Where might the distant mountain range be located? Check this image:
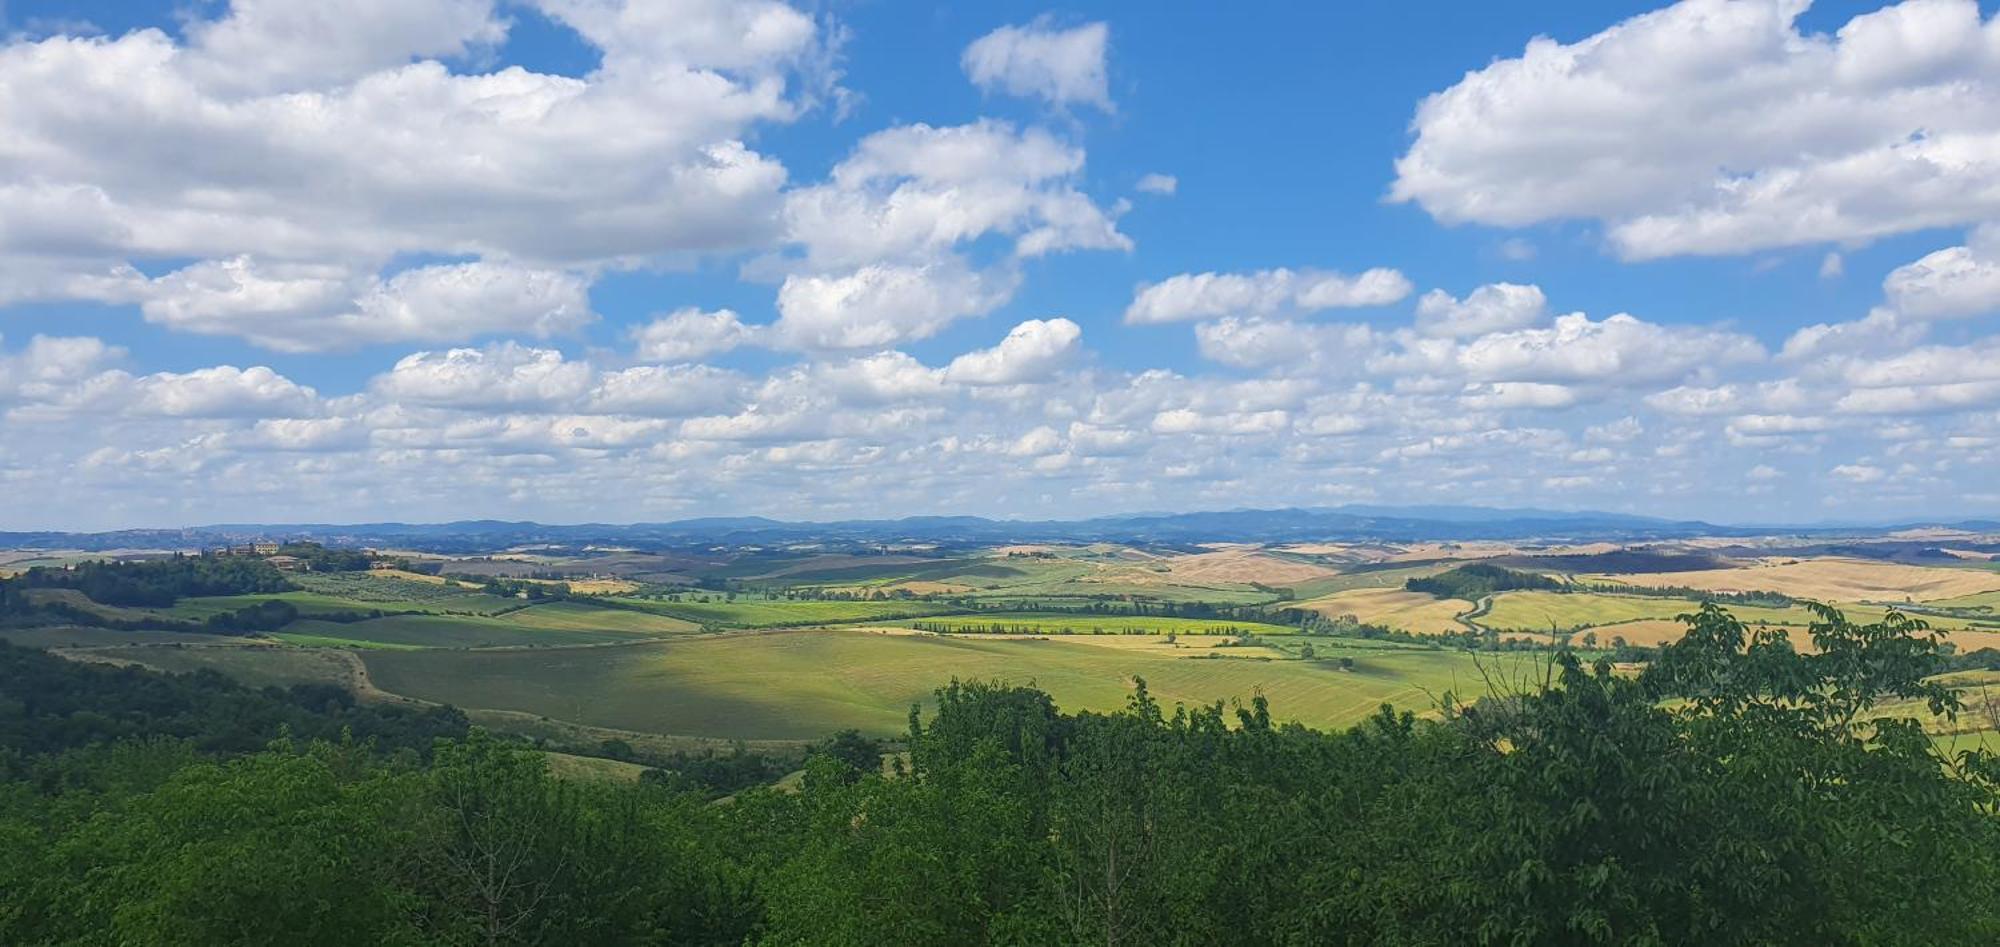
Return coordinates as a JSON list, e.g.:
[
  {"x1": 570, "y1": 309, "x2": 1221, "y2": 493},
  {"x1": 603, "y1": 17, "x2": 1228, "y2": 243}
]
[{"x1": 5, "y1": 506, "x2": 1995, "y2": 554}]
